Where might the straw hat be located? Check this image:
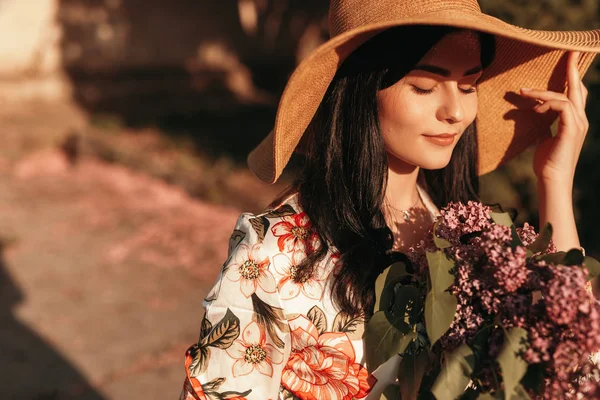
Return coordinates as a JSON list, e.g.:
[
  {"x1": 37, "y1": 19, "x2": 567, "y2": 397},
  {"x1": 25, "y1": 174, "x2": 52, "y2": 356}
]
[{"x1": 248, "y1": 0, "x2": 600, "y2": 184}]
